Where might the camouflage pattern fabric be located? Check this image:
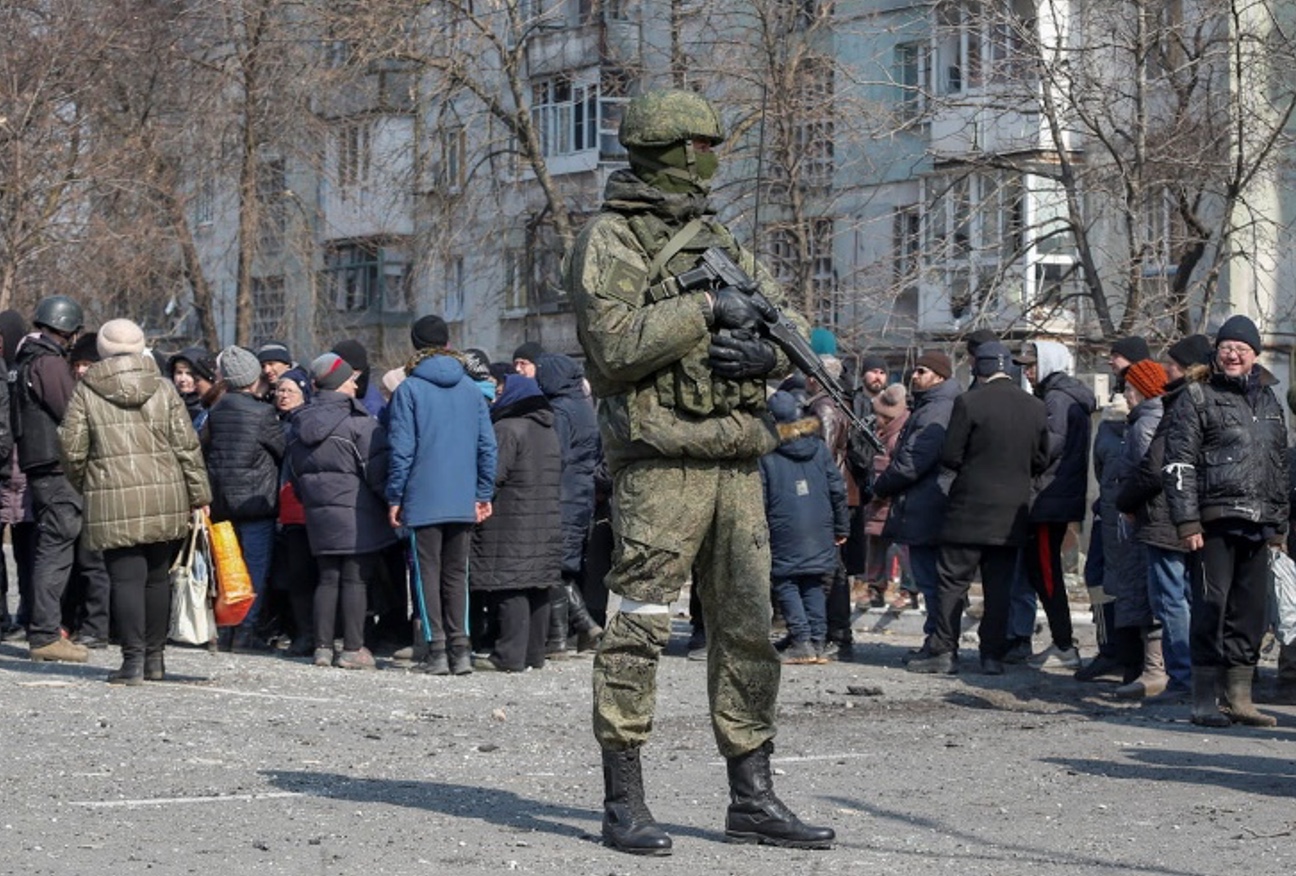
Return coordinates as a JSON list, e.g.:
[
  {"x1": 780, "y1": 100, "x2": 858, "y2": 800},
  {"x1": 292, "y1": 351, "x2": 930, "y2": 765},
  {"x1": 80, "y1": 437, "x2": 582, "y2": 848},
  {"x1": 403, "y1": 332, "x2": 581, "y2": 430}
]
[
  {"x1": 618, "y1": 89, "x2": 726, "y2": 147},
  {"x1": 591, "y1": 457, "x2": 779, "y2": 758}
]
